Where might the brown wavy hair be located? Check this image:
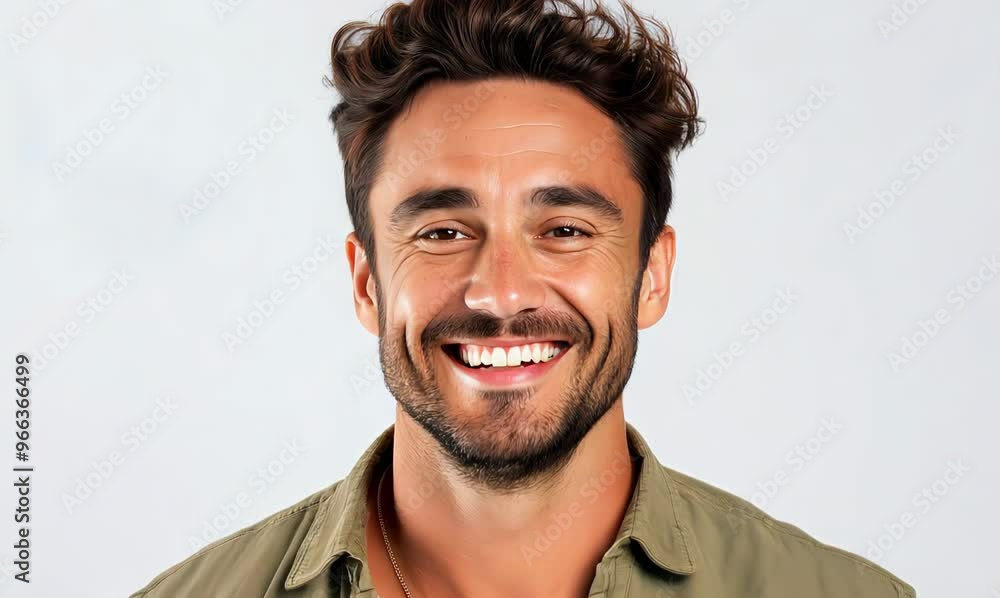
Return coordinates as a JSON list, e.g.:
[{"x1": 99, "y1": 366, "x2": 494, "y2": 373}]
[{"x1": 327, "y1": 0, "x2": 702, "y2": 272}]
